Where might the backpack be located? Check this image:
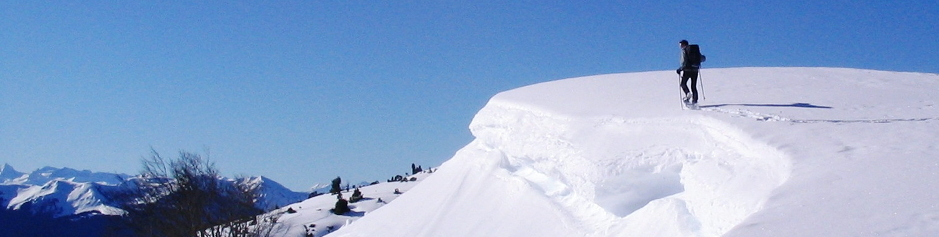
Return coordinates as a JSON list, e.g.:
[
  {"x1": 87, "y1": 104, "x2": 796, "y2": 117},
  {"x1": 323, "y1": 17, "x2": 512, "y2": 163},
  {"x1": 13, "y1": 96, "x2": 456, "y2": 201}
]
[{"x1": 685, "y1": 44, "x2": 706, "y2": 67}]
